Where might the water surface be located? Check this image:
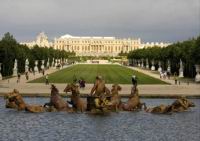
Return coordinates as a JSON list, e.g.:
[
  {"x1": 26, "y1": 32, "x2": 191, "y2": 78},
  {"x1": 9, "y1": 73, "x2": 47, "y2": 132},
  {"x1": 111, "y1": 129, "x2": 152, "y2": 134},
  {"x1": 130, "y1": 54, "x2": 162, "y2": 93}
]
[{"x1": 0, "y1": 98, "x2": 199, "y2": 141}]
